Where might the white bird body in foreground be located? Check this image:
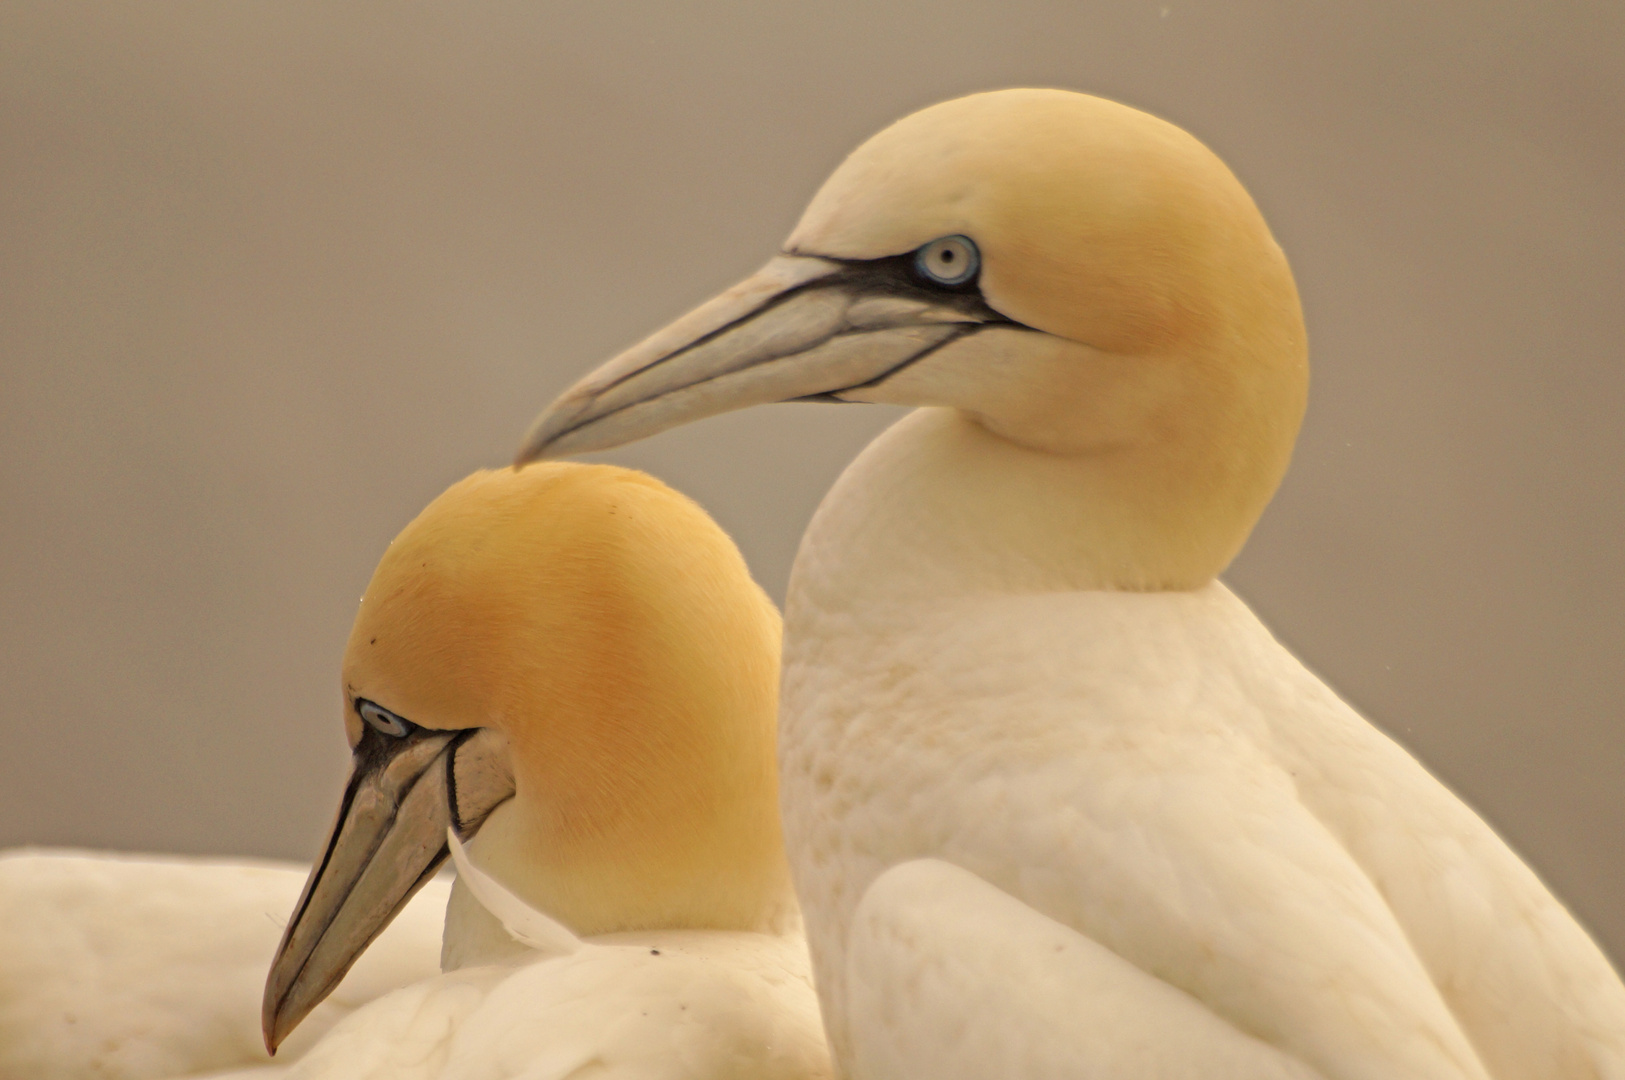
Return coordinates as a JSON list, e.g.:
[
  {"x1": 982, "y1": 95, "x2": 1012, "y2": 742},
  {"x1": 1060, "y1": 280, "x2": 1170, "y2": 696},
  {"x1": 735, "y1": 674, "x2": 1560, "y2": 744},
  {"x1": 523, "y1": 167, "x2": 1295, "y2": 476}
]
[
  {"x1": 244, "y1": 836, "x2": 824, "y2": 1080},
  {"x1": 518, "y1": 89, "x2": 1625, "y2": 1077},
  {"x1": 0, "y1": 849, "x2": 447, "y2": 1080},
  {"x1": 262, "y1": 930, "x2": 820, "y2": 1080}
]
